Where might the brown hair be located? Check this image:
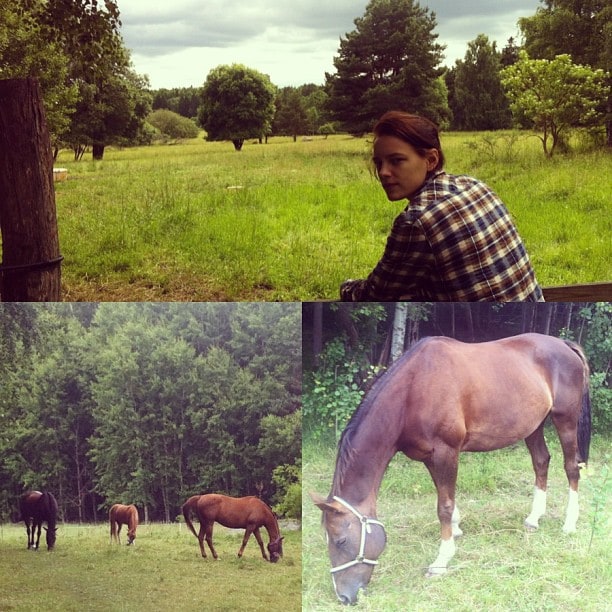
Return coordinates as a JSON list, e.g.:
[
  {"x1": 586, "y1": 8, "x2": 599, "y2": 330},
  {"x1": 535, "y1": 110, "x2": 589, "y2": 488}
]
[{"x1": 373, "y1": 111, "x2": 445, "y2": 171}]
